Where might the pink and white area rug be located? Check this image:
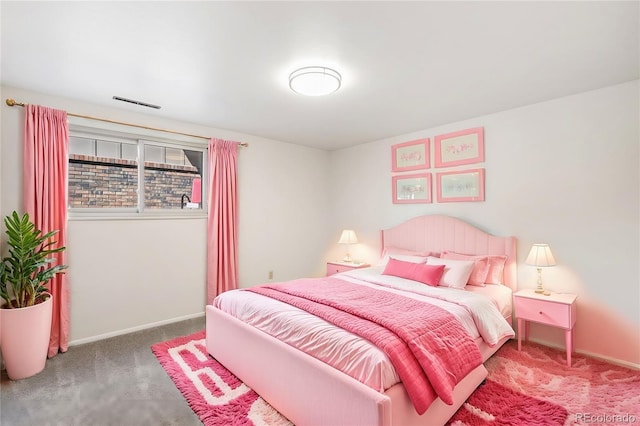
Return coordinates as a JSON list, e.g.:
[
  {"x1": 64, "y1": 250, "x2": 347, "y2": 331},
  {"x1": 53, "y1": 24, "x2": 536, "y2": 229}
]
[
  {"x1": 152, "y1": 331, "x2": 639, "y2": 426},
  {"x1": 151, "y1": 330, "x2": 292, "y2": 426}
]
